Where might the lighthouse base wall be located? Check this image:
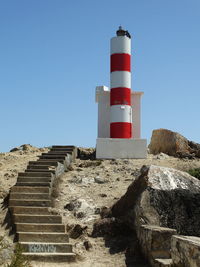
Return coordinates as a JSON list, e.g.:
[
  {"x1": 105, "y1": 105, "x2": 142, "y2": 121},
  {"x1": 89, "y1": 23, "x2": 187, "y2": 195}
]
[{"x1": 96, "y1": 138, "x2": 147, "y2": 159}]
